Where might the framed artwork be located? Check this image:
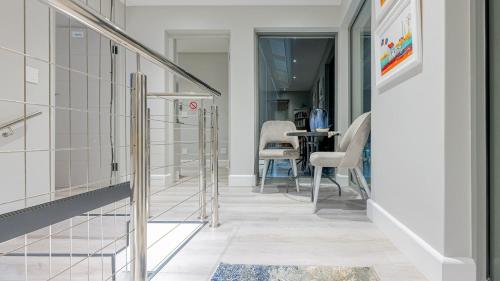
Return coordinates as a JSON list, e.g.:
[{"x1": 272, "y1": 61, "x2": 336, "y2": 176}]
[
  {"x1": 375, "y1": 0, "x2": 422, "y2": 92},
  {"x1": 375, "y1": 0, "x2": 396, "y2": 24}
]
